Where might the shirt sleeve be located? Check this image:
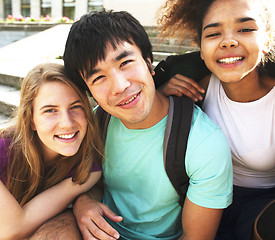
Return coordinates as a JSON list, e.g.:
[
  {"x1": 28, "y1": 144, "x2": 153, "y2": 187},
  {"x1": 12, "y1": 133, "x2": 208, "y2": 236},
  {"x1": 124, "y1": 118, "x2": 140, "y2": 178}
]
[{"x1": 186, "y1": 108, "x2": 233, "y2": 209}]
